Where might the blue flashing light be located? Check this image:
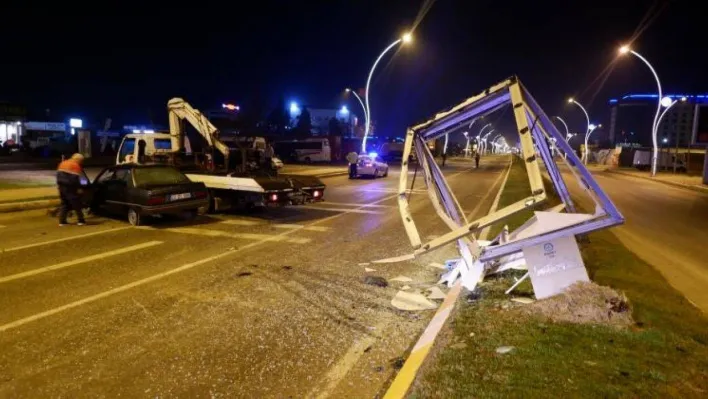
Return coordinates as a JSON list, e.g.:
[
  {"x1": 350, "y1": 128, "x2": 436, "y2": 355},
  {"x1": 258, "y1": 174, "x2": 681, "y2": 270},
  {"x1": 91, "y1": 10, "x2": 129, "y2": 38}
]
[
  {"x1": 340, "y1": 105, "x2": 349, "y2": 114},
  {"x1": 368, "y1": 152, "x2": 378, "y2": 158},
  {"x1": 289, "y1": 102, "x2": 300, "y2": 114},
  {"x1": 609, "y1": 99, "x2": 618, "y2": 104}
]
